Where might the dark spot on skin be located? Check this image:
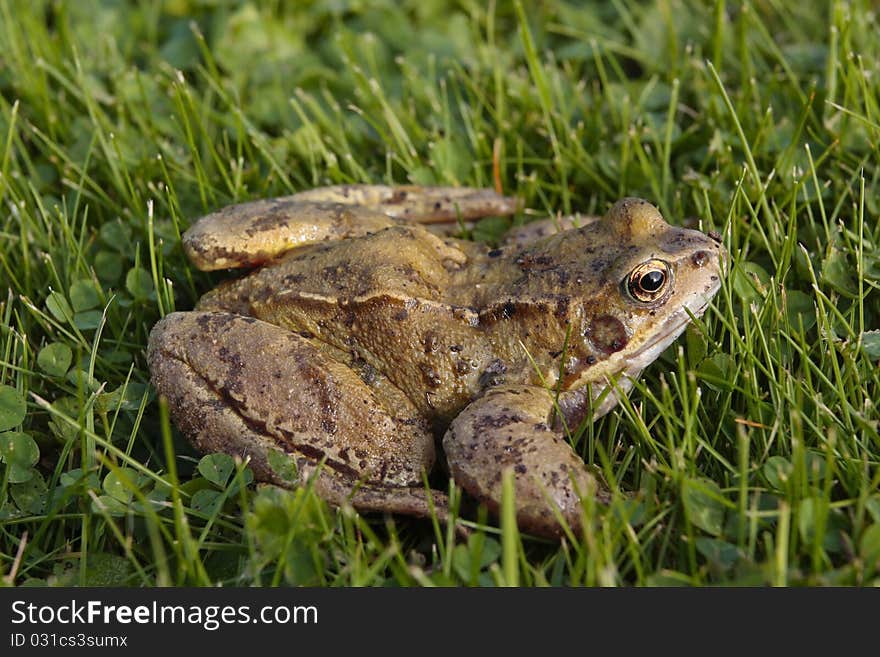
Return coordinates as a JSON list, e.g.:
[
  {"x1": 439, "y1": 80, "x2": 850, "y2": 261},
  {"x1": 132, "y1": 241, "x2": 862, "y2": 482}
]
[
  {"x1": 487, "y1": 249, "x2": 503, "y2": 258},
  {"x1": 282, "y1": 273, "x2": 306, "y2": 286},
  {"x1": 291, "y1": 358, "x2": 339, "y2": 435},
  {"x1": 341, "y1": 308, "x2": 357, "y2": 328},
  {"x1": 451, "y1": 306, "x2": 479, "y2": 326},
  {"x1": 554, "y1": 297, "x2": 569, "y2": 318},
  {"x1": 708, "y1": 230, "x2": 722, "y2": 243},
  {"x1": 473, "y1": 411, "x2": 525, "y2": 431},
  {"x1": 420, "y1": 364, "x2": 442, "y2": 388},
  {"x1": 516, "y1": 254, "x2": 554, "y2": 271},
  {"x1": 397, "y1": 263, "x2": 419, "y2": 281},
  {"x1": 501, "y1": 301, "x2": 516, "y2": 319},
  {"x1": 587, "y1": 314, "x2": 628, "y2": 354},
  {"x1": 590, "y1": 257, "x2": 611, "y2": 273},
  {"x1": 389, "y1": 189, "x2": 408, "y2": 203},
  {"x1": 201, "y1": 373, "x2": 359, "y2": 480},
  {"x1": 691, "y1": 250, "x2": 709, "y2": 268},
  {"x1": 378, "y1": 462, "x2": 390, "y2": 481},
  {"x1": 195, "y1": 312, "x2": 239, "y2": 332},
  {"x1": 291, "y1": 443, "x2": 358, "y2": 480},
  {"x1": 449, "y1": 344, "x2": 462, "y2": 352},
  {"x1": 424, "y1": 333, "x2": 439, "y2": 353},
  {"x1": 661, "y1": 231, "x2": 703, "y2": 254},
  {"x1": 455, "y1": 360, "x2": 470, "y2": 376},
  {"x1": 393, "y1": 308, "x2": 409, "y2": 321},
  {"x1": 322, "y1": 263, "x2": 353, "y2": 283},
  {"x1": 354, "y1": 360, "x2": 377, "y2": 386},
  {"x1": 479, "y1": 359, "x2": 507, "y2": 388}
]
